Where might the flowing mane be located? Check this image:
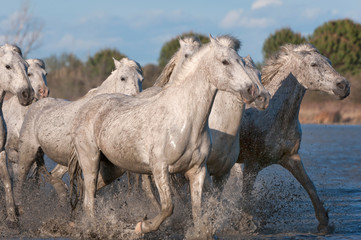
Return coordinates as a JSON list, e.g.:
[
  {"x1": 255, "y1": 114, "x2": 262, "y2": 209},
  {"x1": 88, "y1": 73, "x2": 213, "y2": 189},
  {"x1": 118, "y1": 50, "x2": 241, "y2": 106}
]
[
  {"x1": 262, "y1": 43, "x2": 318, "y2": 85},
  {"x1": 216, "y1": 35, "x2": 241, "y2": 52},
  {"x1": 154, "y1": 36, "x2": 201, "y2": 87}
]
